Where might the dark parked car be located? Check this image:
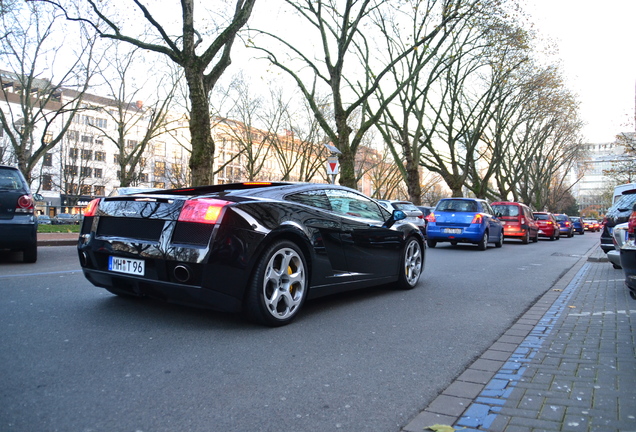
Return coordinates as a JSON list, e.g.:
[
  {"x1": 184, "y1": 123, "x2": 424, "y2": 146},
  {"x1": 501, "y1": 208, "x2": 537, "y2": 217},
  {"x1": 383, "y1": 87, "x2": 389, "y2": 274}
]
[
  {"x1": 601, "y1": 192, "x2": 636, "y2": 253},
  {"x1": 570, "y1": 216, "x2": 584, "y2": 235},
  {"x1": 554, "y1": 214, "x2": 574, "y2": 238},
  {"x1": 491, "y1": 201, "x2": 539, "y2": 244},
  {"x1": 77, "y1": 182, "x2": 425, "y2": 326},
  {"x1": 619, "y1": 203, "x2": 636, "y2": 300},
  {"x1": 533, "y1": 212, "x2": 560, "y2": 241},
  {"x1": 0, "y1": 165, "x2": 38, "y2": 262},
  {"x1": 425, "y1": 198, "x2": 504, "y2": 250}
]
